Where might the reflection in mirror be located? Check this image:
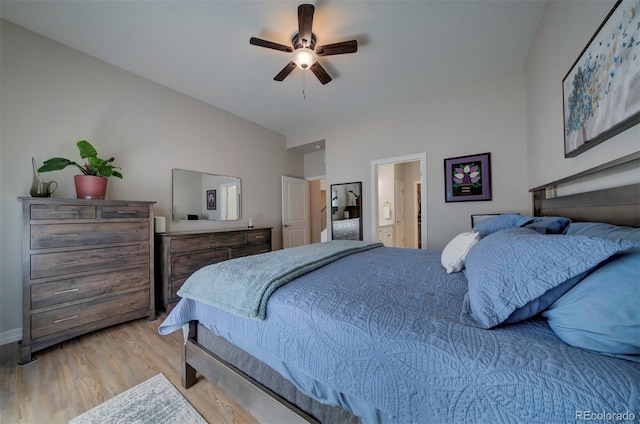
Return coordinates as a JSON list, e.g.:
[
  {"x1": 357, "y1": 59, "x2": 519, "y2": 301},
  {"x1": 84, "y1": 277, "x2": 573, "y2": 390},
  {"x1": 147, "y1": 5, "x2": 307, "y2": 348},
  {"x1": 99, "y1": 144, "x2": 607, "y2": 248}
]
[
  {"x1": 172, "y1": 169, "x2": 241, "y2": 222},
  {"x1": 330, "y1": 182, "x2": 362, "y2": 240}
]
